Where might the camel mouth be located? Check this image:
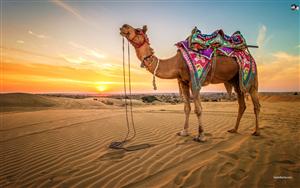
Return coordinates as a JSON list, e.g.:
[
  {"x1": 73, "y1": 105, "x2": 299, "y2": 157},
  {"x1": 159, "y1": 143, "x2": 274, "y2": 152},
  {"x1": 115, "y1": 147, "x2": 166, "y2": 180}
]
[
  {"x1": 120, "y1": 31, "x2": 128, "y2": 37},
  {"x1": 119, "y1": 28, "x2": 129, "y2": 37}
]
